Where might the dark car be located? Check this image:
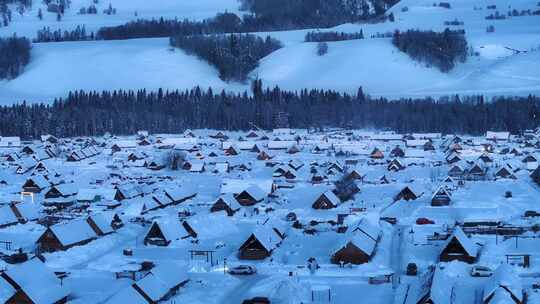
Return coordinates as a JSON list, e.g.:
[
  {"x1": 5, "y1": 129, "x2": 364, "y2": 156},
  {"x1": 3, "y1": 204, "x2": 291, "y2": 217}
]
[
  {"x1": 406, "y1": 263, "x2": 418, "y2": 276},
  {"x1": 416, "y1": 218, "x2": 435, "y2": 225}
]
